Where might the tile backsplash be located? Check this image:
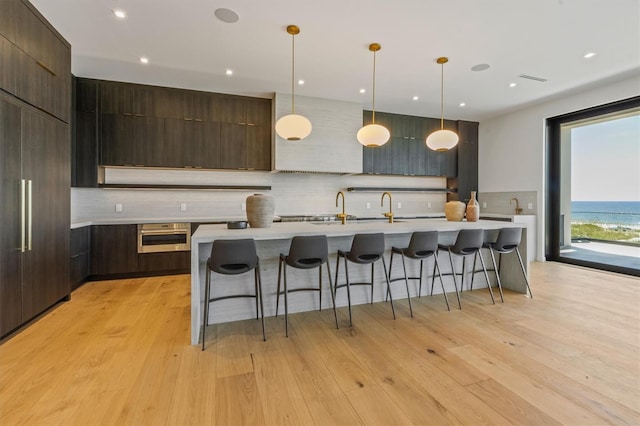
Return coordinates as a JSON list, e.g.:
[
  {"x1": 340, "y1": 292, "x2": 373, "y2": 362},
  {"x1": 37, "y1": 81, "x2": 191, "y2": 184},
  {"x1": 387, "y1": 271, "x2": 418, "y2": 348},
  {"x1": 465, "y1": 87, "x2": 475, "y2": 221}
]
[
  {"x1": 72, "y1": 168, "x2": 448, "y2": 223},
  {"x1": 477, "y1": 191, "x2": 537, "y2": 215}
]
